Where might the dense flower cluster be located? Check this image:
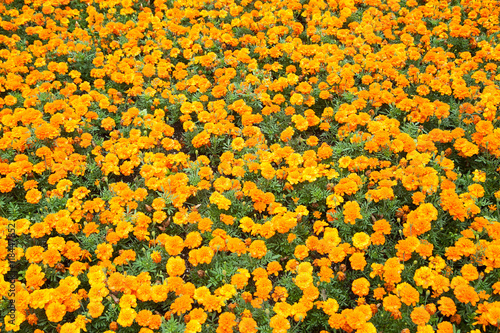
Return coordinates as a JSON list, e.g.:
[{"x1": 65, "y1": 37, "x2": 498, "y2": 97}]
[{"x1": 1, "y1": 0, "x2": 500, "y2": 332}]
